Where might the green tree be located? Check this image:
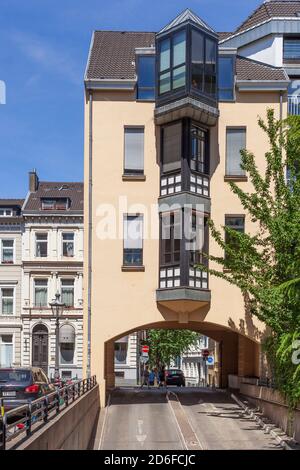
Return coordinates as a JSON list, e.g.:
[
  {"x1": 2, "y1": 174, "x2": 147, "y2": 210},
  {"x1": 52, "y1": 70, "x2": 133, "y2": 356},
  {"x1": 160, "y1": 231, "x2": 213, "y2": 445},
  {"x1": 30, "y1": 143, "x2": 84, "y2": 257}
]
[
  {"x1": 199, "y1": 109, "x2": 300, "y2": 406},
  {"x1": 147, "y1": 329, "x2": 199, "y2": 368}
]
